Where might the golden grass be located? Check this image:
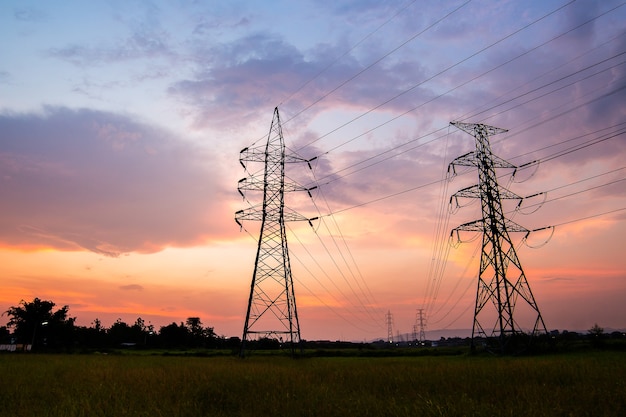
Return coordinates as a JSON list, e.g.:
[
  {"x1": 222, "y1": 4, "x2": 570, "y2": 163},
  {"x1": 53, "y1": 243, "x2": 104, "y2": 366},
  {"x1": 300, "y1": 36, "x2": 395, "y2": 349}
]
[{"x1": 0, "y1": 351, "x2": 623, "y2": 416}]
